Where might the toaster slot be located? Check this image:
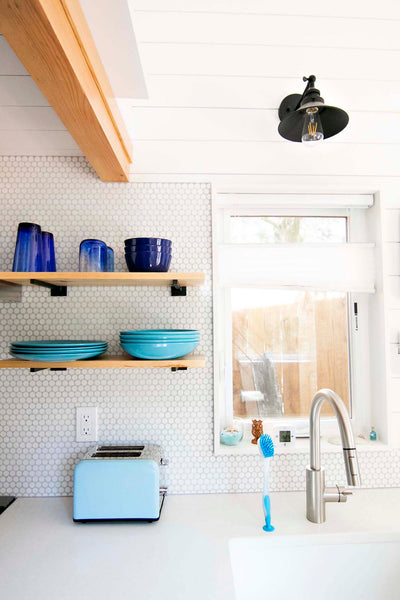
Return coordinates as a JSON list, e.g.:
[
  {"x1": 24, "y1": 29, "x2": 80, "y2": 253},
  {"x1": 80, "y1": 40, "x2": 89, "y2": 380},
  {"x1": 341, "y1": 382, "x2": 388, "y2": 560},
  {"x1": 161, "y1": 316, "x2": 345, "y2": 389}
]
[
  {"x1": 97, "y1": 445, "x2": 145, "y2": 451},
  {"x1": 91, "y1": 451, "x2": 142, "y2": 458}
]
